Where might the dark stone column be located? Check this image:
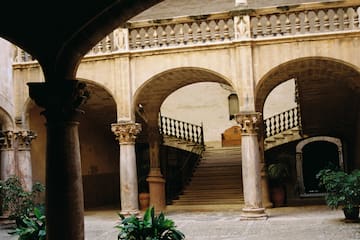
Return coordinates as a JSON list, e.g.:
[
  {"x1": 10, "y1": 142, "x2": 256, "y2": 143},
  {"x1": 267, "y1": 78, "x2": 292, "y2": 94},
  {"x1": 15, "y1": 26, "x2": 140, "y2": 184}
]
[
  {"x1": 147, "y1": 124, "x2": 166, "y2": 212},
  {"x1": 27, "y1": 80, "x2": 89, "y2": 240}
]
